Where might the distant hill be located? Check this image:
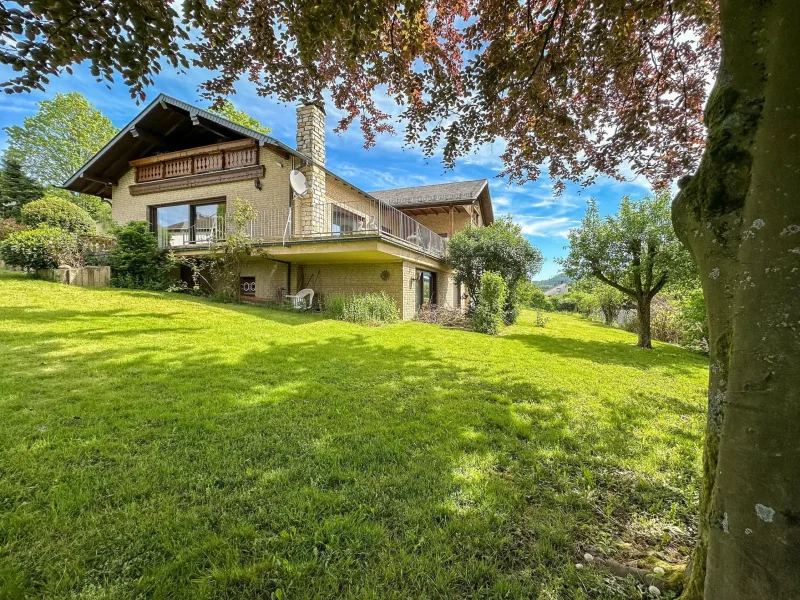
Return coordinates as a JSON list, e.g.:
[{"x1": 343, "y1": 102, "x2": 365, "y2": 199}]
[{"x1": 533, "y1": 273, "x2": 573, "y2": 291}]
